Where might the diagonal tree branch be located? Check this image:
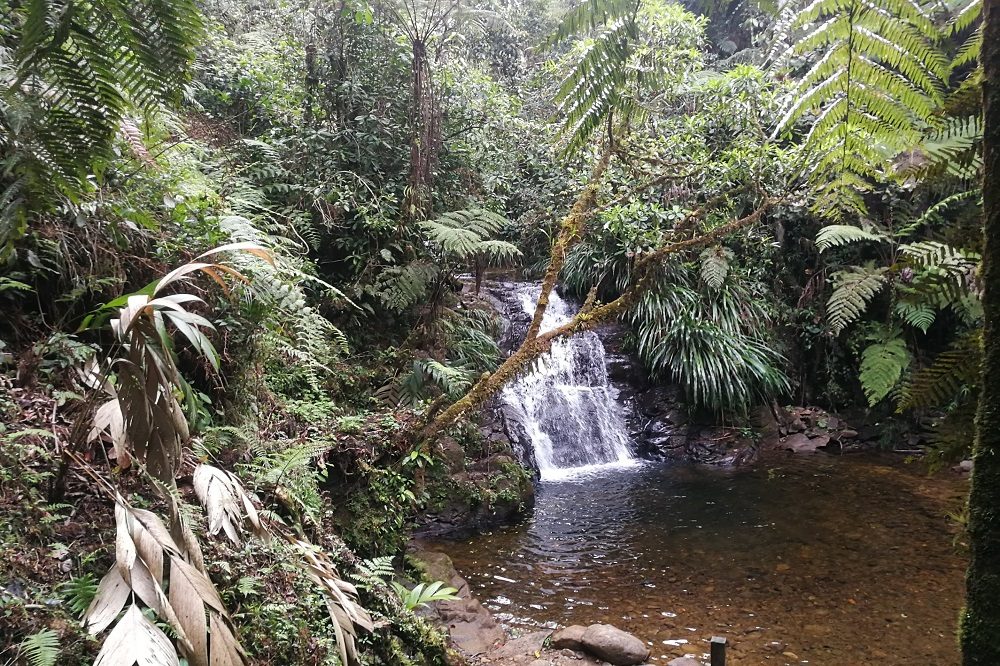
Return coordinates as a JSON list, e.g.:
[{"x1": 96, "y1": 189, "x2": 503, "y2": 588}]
[{"x1": 524, "y1": 141, "x2": 615, "y2": 341}]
